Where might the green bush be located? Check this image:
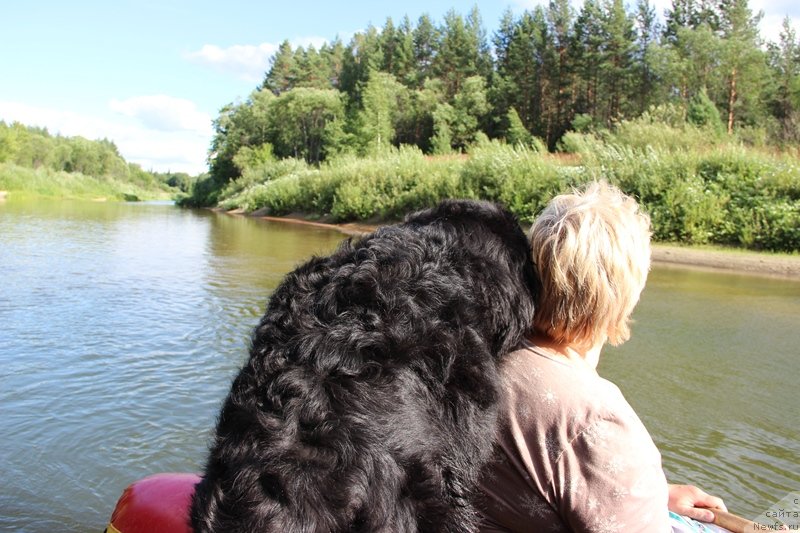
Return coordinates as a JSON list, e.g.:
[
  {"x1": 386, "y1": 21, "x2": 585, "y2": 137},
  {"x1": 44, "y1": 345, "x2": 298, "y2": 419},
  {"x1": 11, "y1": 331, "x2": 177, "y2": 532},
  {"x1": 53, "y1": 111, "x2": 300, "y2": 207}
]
[
  {"x1": 461, "y1": 142, "x2": 579, "y2": 221},
  {"x1": 220, "y1": 158, "x2": 309, "y2": 201},
  {"x1": 687, "y1": 89, "x2": 724, "y2": 134},
  {"x1": 177, "y1": 174, "x2": 223, "y2": 207},
  {"x1": 578, "y1": 134, "x2": 800, "y2": 251},
  {"x1": 197, "y1": 121, "x2": 800, "y2": 252}
]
